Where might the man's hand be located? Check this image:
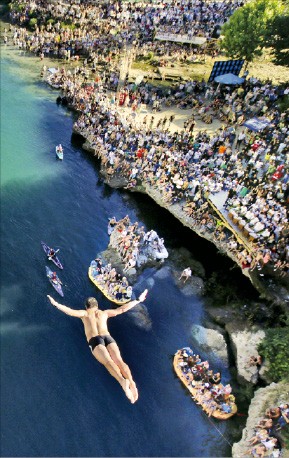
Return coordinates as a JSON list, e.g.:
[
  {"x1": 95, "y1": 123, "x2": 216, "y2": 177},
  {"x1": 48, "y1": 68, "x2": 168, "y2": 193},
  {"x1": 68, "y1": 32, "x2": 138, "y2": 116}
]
[
  {"x1": 47, "y1": 295, "x2": 58, "y2": 307},
  {"x1": 138, "y1": 289, "x2": 148, "y2": 302}
]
